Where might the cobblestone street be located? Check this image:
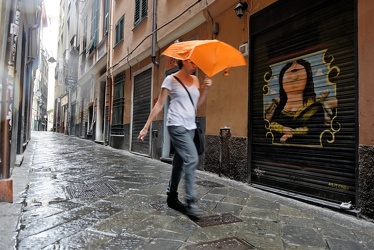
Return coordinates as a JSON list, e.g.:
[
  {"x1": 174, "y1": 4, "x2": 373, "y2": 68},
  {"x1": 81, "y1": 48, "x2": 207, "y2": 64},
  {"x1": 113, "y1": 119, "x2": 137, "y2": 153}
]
[{"x1": 1, "y1": 132, "x2": 374, "y2": 249}]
